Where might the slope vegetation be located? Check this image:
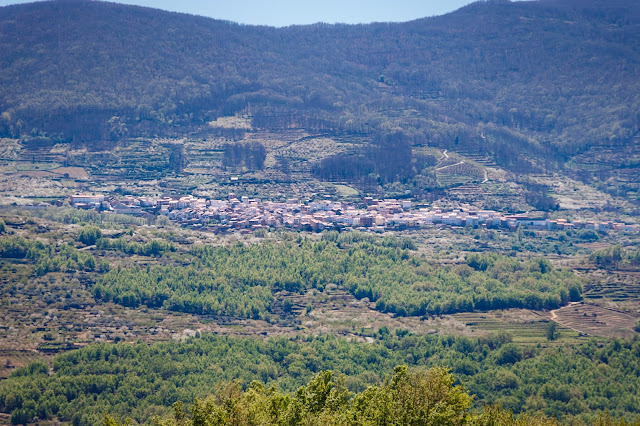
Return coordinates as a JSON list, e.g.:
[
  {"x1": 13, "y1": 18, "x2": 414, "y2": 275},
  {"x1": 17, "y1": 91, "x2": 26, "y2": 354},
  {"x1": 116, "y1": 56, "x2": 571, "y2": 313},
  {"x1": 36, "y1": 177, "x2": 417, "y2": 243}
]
[{"x1": 0, "y1": 0, "x2": 639, "y2": 174}]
